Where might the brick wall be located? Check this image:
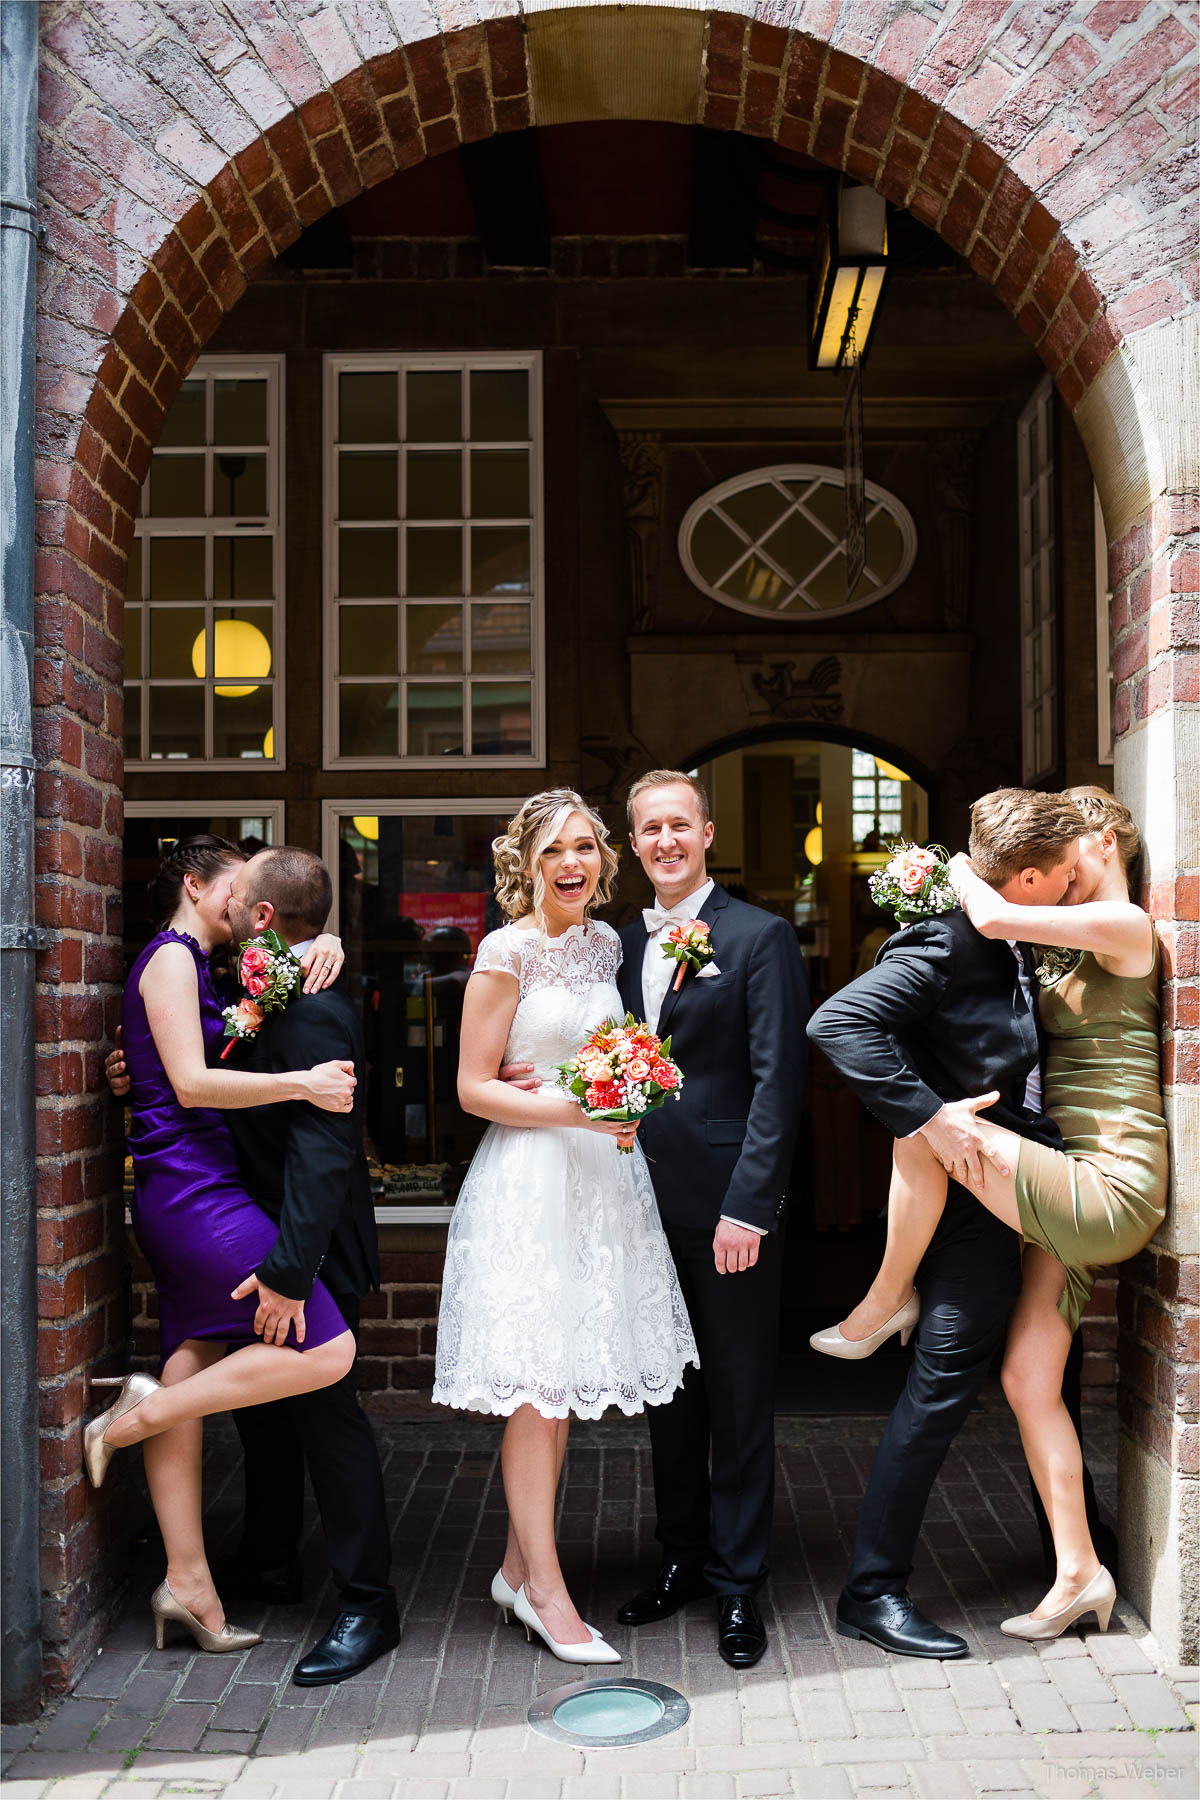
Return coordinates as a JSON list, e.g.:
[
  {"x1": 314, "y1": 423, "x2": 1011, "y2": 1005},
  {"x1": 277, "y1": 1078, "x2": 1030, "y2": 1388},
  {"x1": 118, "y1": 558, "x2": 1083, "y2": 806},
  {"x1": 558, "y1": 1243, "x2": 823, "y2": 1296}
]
[{"x1": 30, "y1": 0, "x2": 1197, "y2": 1689}]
